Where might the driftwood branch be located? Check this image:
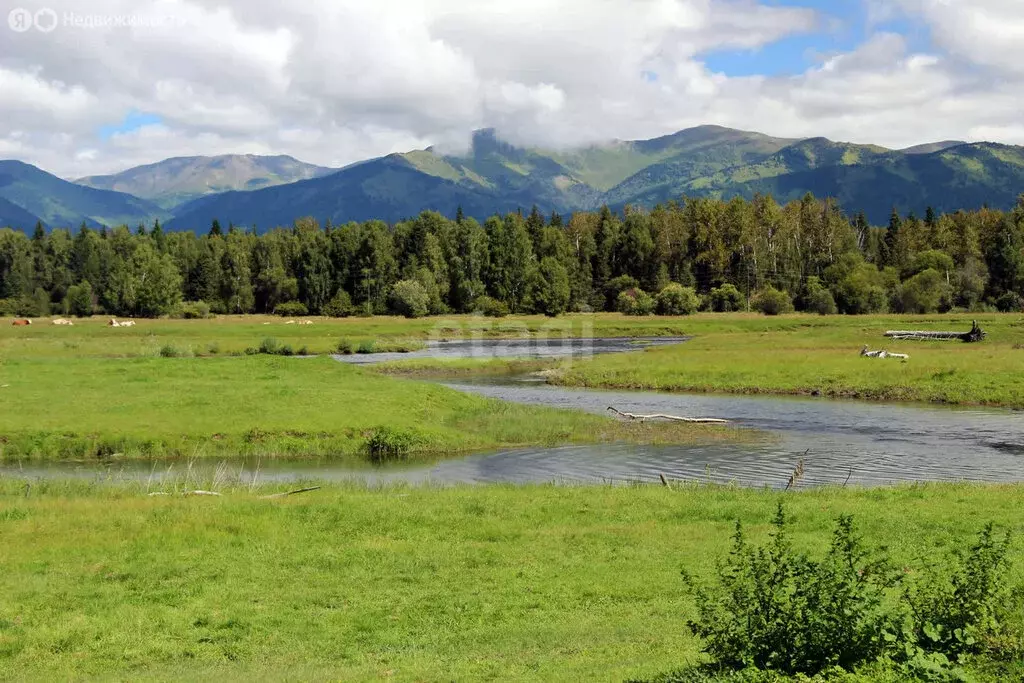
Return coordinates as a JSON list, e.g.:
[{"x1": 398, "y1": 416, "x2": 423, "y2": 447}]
[
  {"x1": 860, "y1": 345, "x2": 909, "y2": 359},
  {"x1": 260, "y1": 486, "x2": 322, "y2": 499},
  {"x1": 607, "y1": 406, "x2": 729, "y2": 424}
]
